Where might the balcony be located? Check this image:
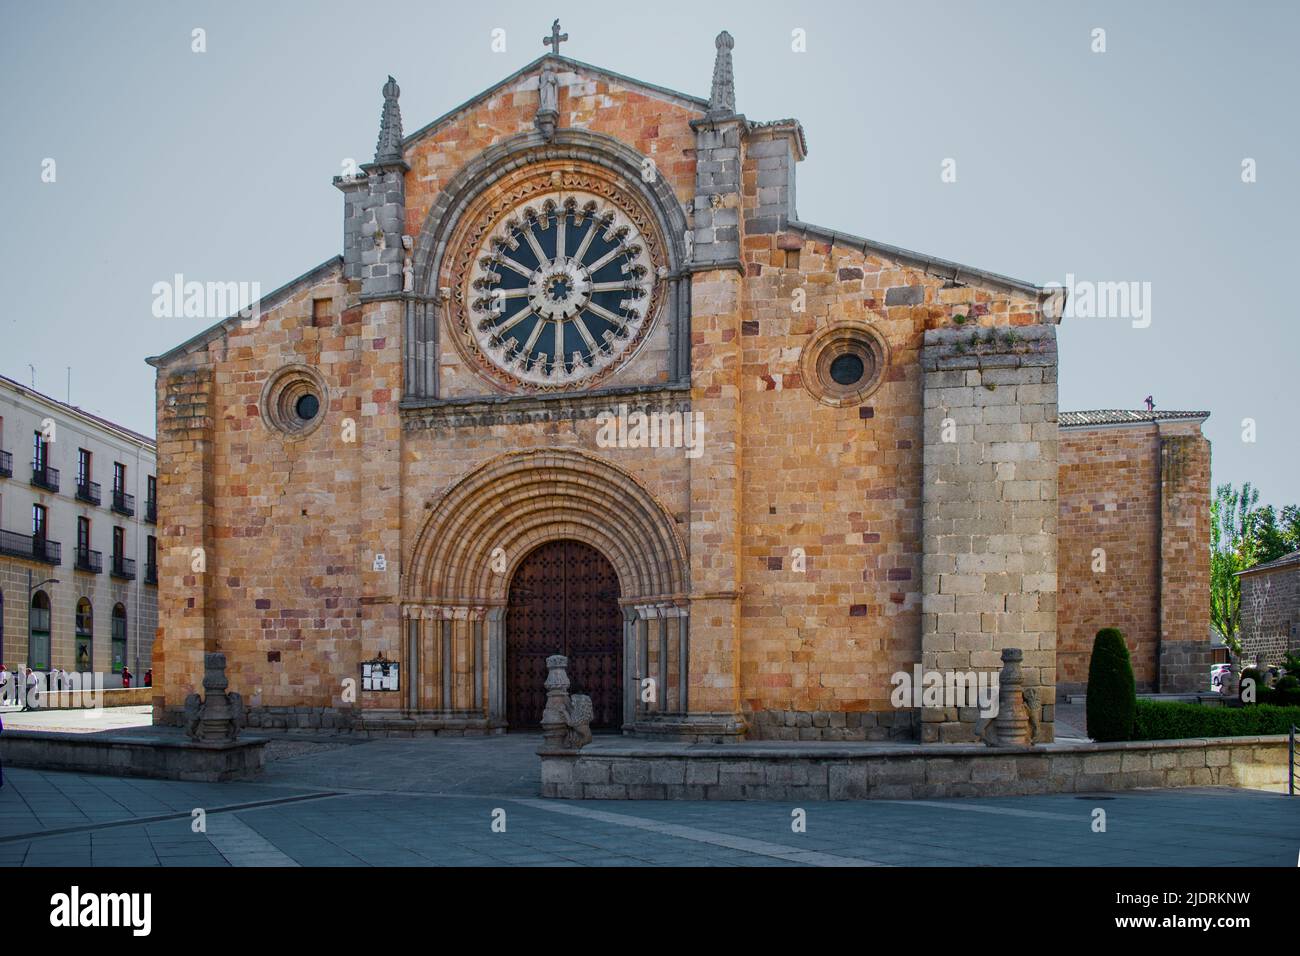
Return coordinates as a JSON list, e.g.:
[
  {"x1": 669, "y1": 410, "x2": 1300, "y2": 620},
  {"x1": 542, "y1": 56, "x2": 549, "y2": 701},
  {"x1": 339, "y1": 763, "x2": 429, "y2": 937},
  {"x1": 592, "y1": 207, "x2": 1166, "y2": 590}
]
[
  {"x1": 75, "y1": 546, "x2": 103, "y2": 574},
  {"x1": 111, "y1": 554, "x2": 136, "y2": 580},
  {"x1": 31, "y1": 462, "x2": 59, "y2": 493},
  {"x1": 112, "y1": 489, "x2": 135, "y2": 517},
  {"x1": 145, "y1": 562, "x2": 158, "y2": 585},
  {"x1": 0, "y1": 449, "x2": 11, "y2": 478},
  {"x1": 145, "y1": 497, "x2": 157, "y2": 524},
  {"x1": 76, "y1": 479, "x2": 102, "y2": 506},
  {"x1": 0, "y1": 529, "x2": 61, "y2": 565}
]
